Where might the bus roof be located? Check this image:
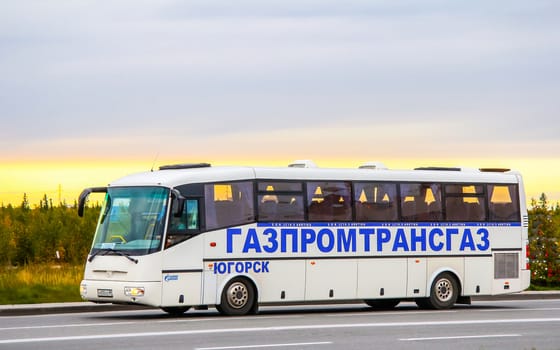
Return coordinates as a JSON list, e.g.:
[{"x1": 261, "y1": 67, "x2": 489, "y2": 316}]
[{"x1": 108, "y1": 162, "x2": 523, "y2": 188}]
